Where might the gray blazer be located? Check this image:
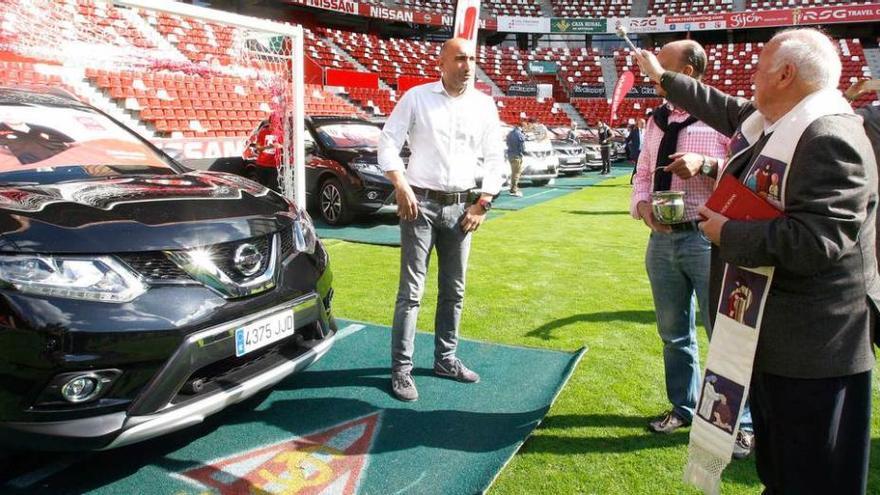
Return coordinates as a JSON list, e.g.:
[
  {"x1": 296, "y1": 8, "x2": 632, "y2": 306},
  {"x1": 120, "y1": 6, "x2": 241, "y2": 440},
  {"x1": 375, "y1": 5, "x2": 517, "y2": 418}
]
[{"x1": 663, "y1": 73, "x2": 878, "y2": 378}]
